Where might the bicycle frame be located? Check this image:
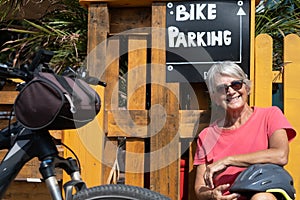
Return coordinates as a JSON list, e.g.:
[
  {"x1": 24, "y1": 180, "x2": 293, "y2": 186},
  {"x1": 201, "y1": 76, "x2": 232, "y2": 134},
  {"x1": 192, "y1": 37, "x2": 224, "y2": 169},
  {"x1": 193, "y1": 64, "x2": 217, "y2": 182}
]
[{"x1": 0, "y1": 122, "x2": 87, "y2": 200}]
